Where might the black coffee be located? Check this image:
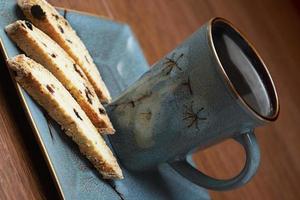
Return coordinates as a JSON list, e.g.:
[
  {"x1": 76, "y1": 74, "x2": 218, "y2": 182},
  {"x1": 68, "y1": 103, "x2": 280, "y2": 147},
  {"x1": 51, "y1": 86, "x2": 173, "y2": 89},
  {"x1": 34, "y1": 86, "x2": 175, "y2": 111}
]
[{"x1": 212, "y1": 21, "x2": 273, "y2": 117}]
